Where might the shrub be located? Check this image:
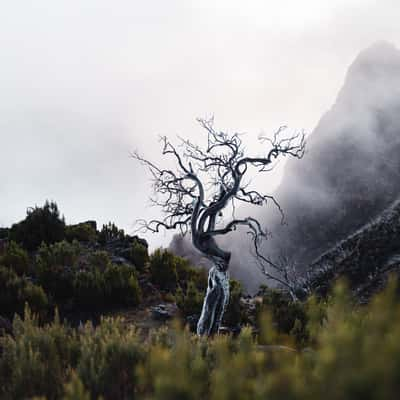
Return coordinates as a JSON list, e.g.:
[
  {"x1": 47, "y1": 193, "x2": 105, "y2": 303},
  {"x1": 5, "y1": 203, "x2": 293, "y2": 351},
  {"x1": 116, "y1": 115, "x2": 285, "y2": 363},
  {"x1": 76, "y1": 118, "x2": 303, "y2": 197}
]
[
  {"x1": 0, "y1": 266, "x2": 48, "y2": 319},
  {"x1": 0, "y1": 227, "x2": 9, "y2": 240},
  {"x1": 88, "y1": 250, "x2": 111, "y2": 271},
  {"x1": 21, "y1": 282, "x2": 49, "y2": 316},
  {"x1": 149, "y1": 249, "x2": 178, "y2": 291},
  {"x1": 98, "y1": 222, "x2": 125, "y2": 245},
  {"x1": 223, "y1": 279, "x2": 244, "y2": 327},
  {"x1": 0, "y1": 240, "x2": 29, "y2": 275},
  {"x1": 103, "y1": 264, "x2": 141, "y2": 306},
  {"x1": 176, "y1": 280, "x2": 204, "y2": 317},
  {"x1": 66, "y1": 222, "x2": 97, "y2": 243},
  {"x1": 35, "y1": 241, "x2": 79, "y2": 304},
  {"x1": 257, "y1": 287, "x2": 309, "y2": 347},
  {"x1": 174, "y1": 257, "x2": 207, "y2": 290},
  {"x1": 128, "y1": 239, "x2": 149, "y2": 271},
  {"x1": 2, "y1": 281, "x2": 400, "y2": 399},
  {"x1": 0, "y1": 308, "x2": 79, "y2": 400},
  {"x1": 77, "y1": 317, "x2": 144, "y2": 400},
  {"x1": 73, "y1": 270, "x2": 105, "y2": 309},
  {"x1": 10, "y1": 201, "x2": 66, "y2": 251},
  {"x1": 36, "y1": 240, "x2": 81, "y2": 270}
]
